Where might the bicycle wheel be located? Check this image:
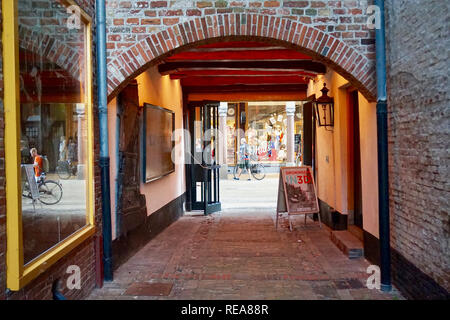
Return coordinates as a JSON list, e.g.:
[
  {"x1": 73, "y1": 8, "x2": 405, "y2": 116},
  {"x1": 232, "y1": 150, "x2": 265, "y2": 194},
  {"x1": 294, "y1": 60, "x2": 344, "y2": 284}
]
[
  {"x1": 56, "y1": 161, "x2": 71, "y2": 180},
  {"x1": 38, "y1": 180, "x2": 63, "y2": 205},
  {"x1": 251, "y1": 163, "x2": 266, "y2": 180},
  {"x1": 233, "y1": 164, "x2": 241, "y2": 179}
]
